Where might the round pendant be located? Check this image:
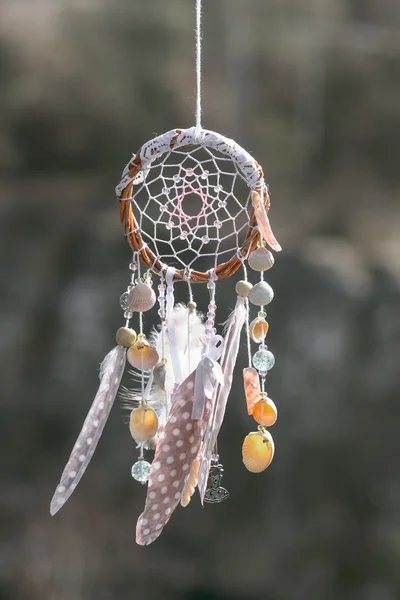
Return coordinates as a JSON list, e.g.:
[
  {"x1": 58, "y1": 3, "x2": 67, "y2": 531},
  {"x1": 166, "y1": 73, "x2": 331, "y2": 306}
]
[
  {"x1": 131, "y1": 459, "x2": 151, "y2": 483},
  {"x1": 252, "y1": 349, "x2": 275, "y2": 372}
]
